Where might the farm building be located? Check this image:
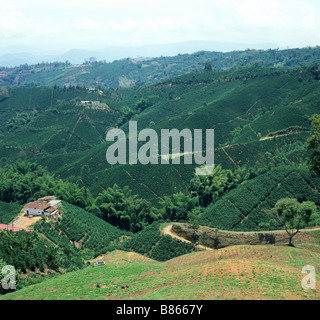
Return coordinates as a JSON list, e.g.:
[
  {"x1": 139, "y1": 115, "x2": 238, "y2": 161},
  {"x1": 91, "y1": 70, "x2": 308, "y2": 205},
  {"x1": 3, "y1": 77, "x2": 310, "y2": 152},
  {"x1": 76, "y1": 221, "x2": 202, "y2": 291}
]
[
  {"x1": 80, "y1": 100, "x2": 101, "y2": 105},
  {"x1": 24, "y1": 199, "x2": 61, "y2": 217}
]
